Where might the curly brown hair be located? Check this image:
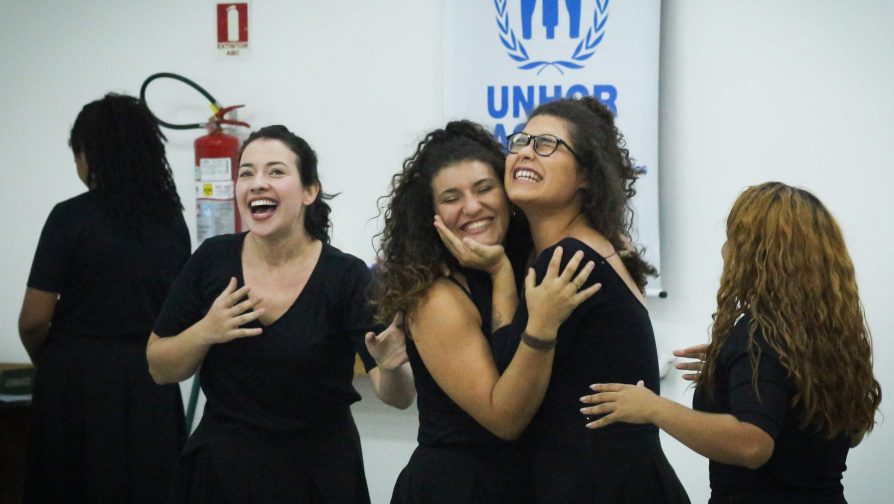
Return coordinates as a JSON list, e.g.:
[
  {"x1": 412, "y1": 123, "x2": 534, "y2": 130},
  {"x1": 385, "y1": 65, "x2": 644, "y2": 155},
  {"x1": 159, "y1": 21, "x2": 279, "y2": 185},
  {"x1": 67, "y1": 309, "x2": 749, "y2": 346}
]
[
  {"x1": 373, "y1": 120, "x2": 530, "y2": 323},
  {"x1": 528, "y1": 97, "x2": 656, "y2": 291},
  {"x1": 702, "y1": 182, "x2": 881, "y2": 437}
]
